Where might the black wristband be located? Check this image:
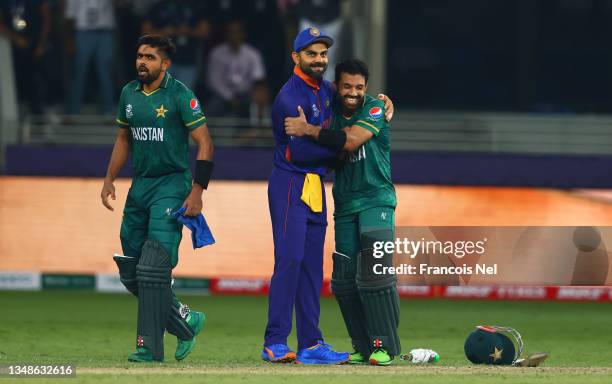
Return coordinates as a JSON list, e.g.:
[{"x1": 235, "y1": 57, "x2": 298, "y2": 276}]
[
  {"x1": 318, "y1": 129, "x2": 346, "y2": 151},
  {"x1": 194, "y1": 160, "x2": 214, "y2": 189}
]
